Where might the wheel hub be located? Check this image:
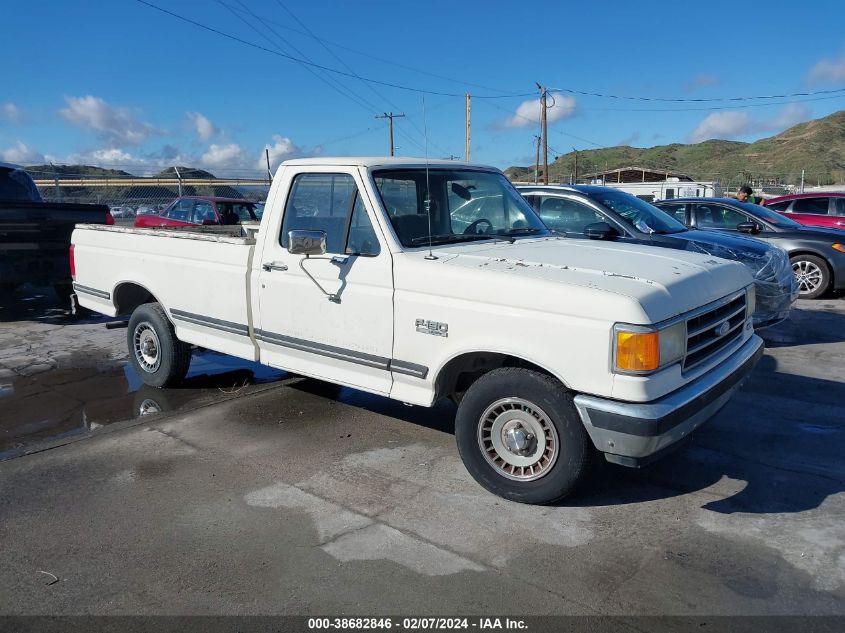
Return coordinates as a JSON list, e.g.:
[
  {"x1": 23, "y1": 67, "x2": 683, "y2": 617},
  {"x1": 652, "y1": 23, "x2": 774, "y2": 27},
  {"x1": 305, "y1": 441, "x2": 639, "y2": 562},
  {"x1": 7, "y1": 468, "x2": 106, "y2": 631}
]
[
  {"x1": 477, "y1": 397, "x2": 559, "y2": 482},
  {"x1": 793, "y1": 260, "x2": 822, "y2": 293},
  {"x1": 133, "y1": 323, "x2": 161, "y2": 373},
  {"x1": 502, "y1": 421, "x2": 536, "y2": 456}
]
